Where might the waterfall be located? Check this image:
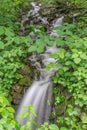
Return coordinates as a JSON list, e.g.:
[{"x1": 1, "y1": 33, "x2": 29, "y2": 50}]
[
  {"x1": 16, "y1": 2, "x2": 64, "y2": 129},
  {"x1": 16, "y1": 45, "x2": 59, "y2": 127}
]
